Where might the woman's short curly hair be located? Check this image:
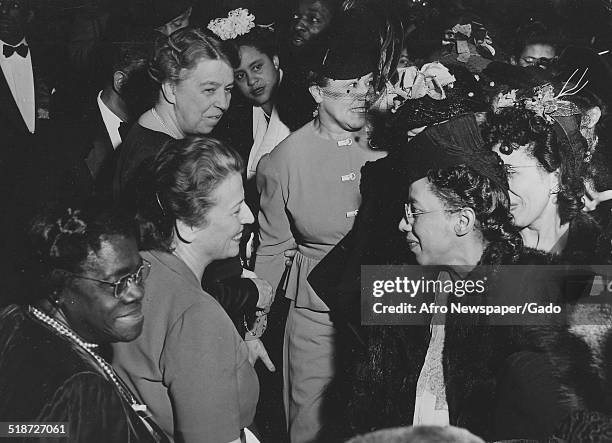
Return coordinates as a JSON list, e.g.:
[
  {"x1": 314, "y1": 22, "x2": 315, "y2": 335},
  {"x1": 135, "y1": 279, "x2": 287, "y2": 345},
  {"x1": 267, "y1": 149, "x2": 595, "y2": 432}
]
[
  {"x1": 135, "y1": 136, "x2": 243, "y2": 252},
  {"x1": 26, "y1": 199, "x2": 136, "y2": 303},
  {"x1": 427, "y1": 164, "x2": 522, "y2": 264},
  {"x1": 149, "y1": 27, "x2": 239, "y2": 85},
  {"x1": 482, "y1": 105, "x2": 587, "y2": 224}
]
